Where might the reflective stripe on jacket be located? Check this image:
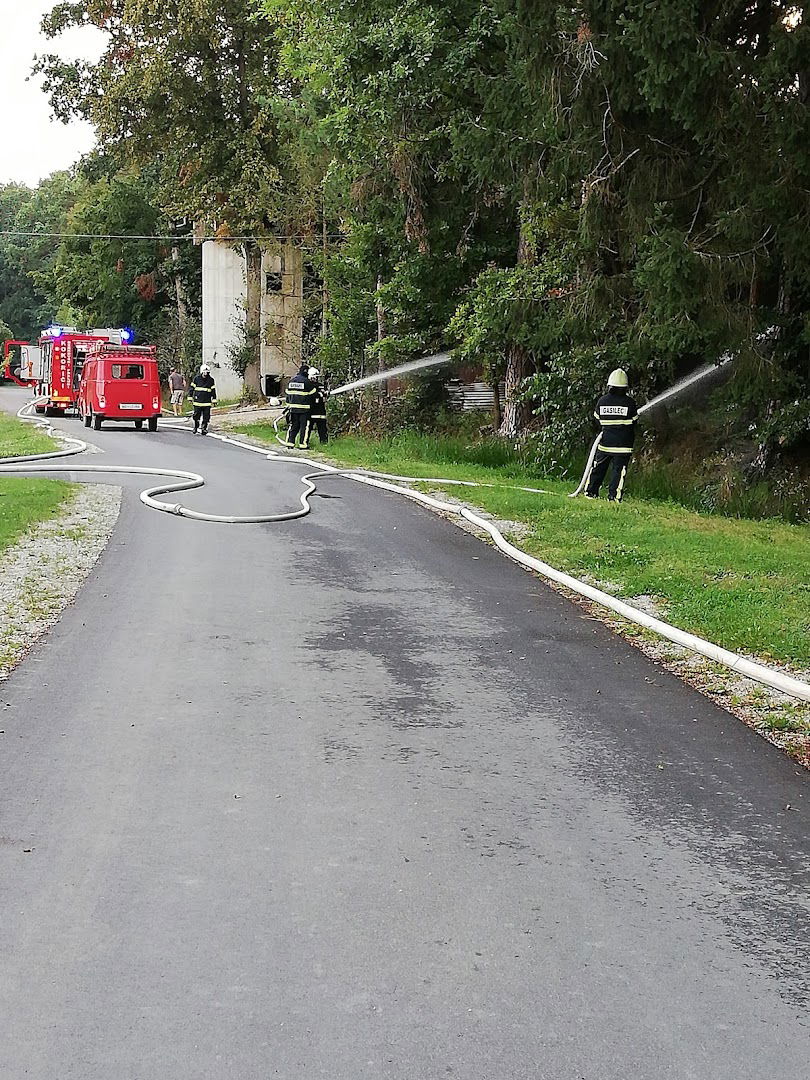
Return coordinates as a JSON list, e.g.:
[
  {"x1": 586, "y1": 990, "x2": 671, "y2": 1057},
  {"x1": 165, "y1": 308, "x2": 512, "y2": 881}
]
[
  {"x1": 594, "y1": 390, "x2": 638, "y2": 453},
  {"x1": 311, "y1": 388, "x2": 327, "y2": 420},
  {"x1": 286, "y1": 371, "x2": 316, "y2": 411},
  {"x1": 189, "y1": 374, "x2": 217, "y2": 405}
]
